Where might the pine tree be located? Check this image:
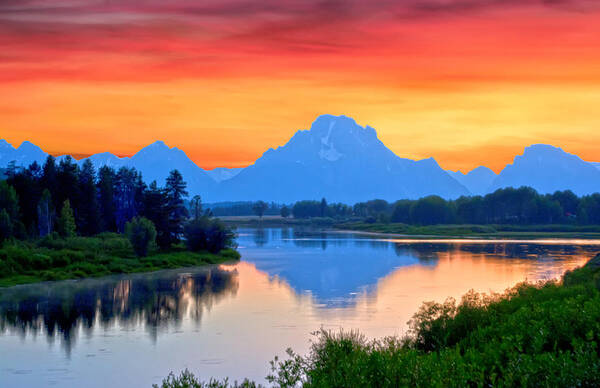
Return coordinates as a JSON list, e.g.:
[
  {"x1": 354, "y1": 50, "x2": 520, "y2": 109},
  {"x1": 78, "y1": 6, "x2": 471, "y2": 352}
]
[
  {"x1": 98, "y1": 166, "x2": 117, "y2": 232},
  {"x1": 143, "y1": 181, "x2": 170, "y2": 249},
  {"x1": 78, "y1": 159, "x2": 100, "y2": 236},
  {"x1": 165, "y1": 170, "x2": 188, "y2": 245},
  {"x1": 0, "y1": 209, "x2": 12, "y2": 243},
  {"x1": 42, "y1": 156, "x2": 59, "y2": 209},
  {"x1": 57, "y1": 200, "x2": 76, "y2": 238}
]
